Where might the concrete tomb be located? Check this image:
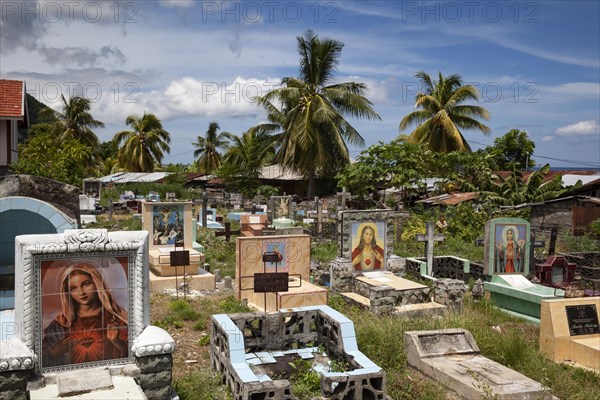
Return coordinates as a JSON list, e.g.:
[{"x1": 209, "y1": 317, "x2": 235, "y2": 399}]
[
  {"x1": 540, "y1": 296, "x2": 600, "y2": 372},
  {"x1": 0, "y1": 229, "x2": 177, "y2": 400},
  {"x1": 270, "y1": 196, "x2": 295, "y2": 228},
  {"x1": 236, "y1": 234, "x2": 327, "y2": 312},
  {"x1": 240, "y1": 213, "x2": 268, "y2": 236},
  {"x1": 483, "y1": 218, "x2": 564, "y2": 322},
  {"x1": 331, "y1": 210, "x2": 450, "y2": 316},
  {"x1": 142, "y1": 201, "x2": 214, "y2": 292},
  {"x1": 210, "y1": 305, "x2": 386, "y2": 400},
  {"x1": 405, "y1": 329, "x2": 553, "y2": 400},
  {"x1": 535, "y1": 255, "x2": 577, "y2": 289}
]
